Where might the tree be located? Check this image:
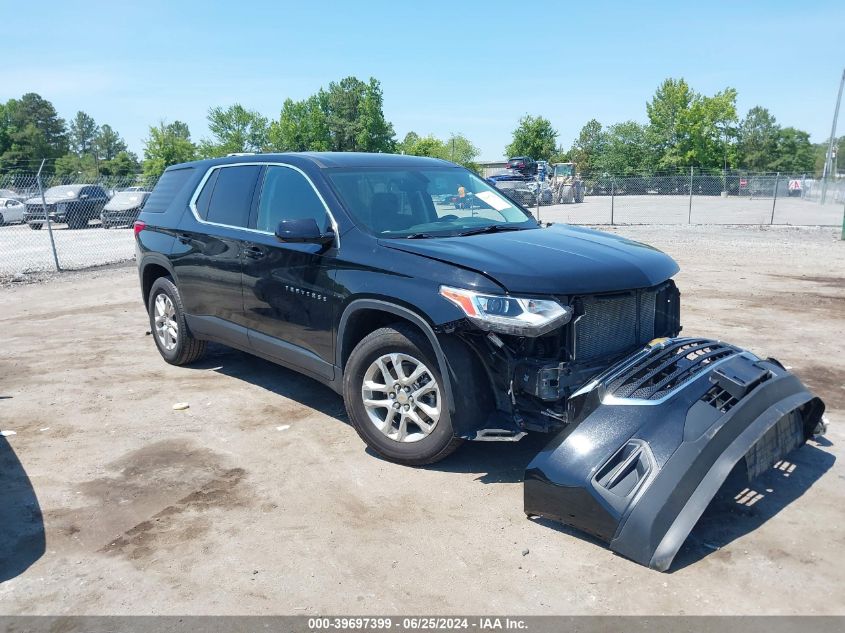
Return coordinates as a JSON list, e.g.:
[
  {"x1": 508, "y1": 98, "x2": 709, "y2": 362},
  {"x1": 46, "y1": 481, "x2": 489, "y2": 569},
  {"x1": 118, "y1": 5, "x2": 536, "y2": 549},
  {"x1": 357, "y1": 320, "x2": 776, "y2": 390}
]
[
  {"x1": 142, "y1": 120, "x2": 197, "y2": 179},
  {"x1": 54, "y1": 153, "x2": 98, "y2": 180},
  {"x1": 268, "y1": 94, "x2": 330, "y2": 152},
  {"x1": 599, "y1": 121, "x2": 652, "y2": 175},
  {"x1": 199, "y1": 104, "x2": 269, "y2": 157},
  {"x1": 736, "y1": 107, "x2": 780, "y2": 171},
  {"x1": 95, "y1": 124, "x2": 128, "y2": 161},
  {"x1": 401, "y1": 133, "x2": 447, "y2": 159},
  {"x1": 324, "y1": 76, "x2": 396, "y2": 152},
  {"x1": 398, "y1": 131, "x2": 420, "y2": 154},
  {"x1": 569, "y1": 119, "x2": 606, "y2": 175},
  {"x1": 771, "y1": 127, "x2": 815, "y2": 173},
  {"x1": 101, "y1": 151, "x2": 140, "y2": 177},
  {"x1": 268, "y1": 77, "x2": 396, "y2": 153},
  {"x1": 444, "y1": 134, "x2": 480, "y2": 170},
  {"x1": 0, "y1": 93, "x2": 67, "y2": 171},
  {"x1": 69, "y1": 111, "x2": 99, "y2": 156},
  {"x1": 646, "y1": 78, "x2": 694, "y2": 169},
  {"x1": 505, "y1": 115, "x2": 558, "y2": 162}
]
